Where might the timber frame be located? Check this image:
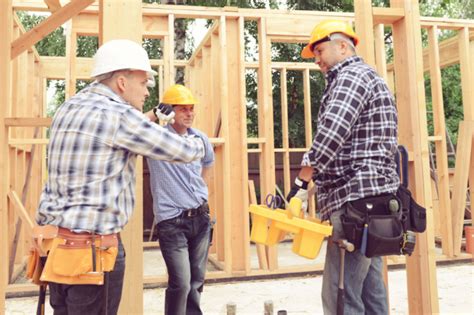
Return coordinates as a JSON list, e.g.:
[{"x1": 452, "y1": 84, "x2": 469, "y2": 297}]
[{"x1": 1, "y1": 1, "x2": 473, "y2": 314}]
